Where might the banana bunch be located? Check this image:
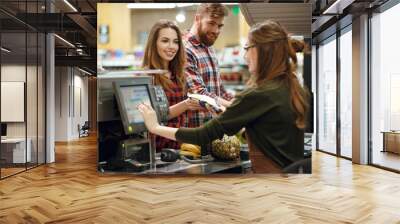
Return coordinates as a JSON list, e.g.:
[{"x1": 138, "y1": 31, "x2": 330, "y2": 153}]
[{"x1": 180, "y1": 143, "x2": 201, "y2": 159}]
